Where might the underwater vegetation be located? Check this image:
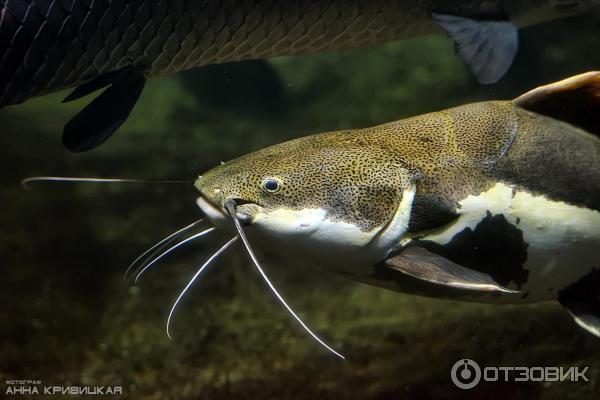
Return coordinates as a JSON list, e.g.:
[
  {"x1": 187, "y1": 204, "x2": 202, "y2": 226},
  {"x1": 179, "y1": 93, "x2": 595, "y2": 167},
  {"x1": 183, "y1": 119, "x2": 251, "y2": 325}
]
[{"x1": 2, "y1": 10, "x2": 600, "y2": 400}]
